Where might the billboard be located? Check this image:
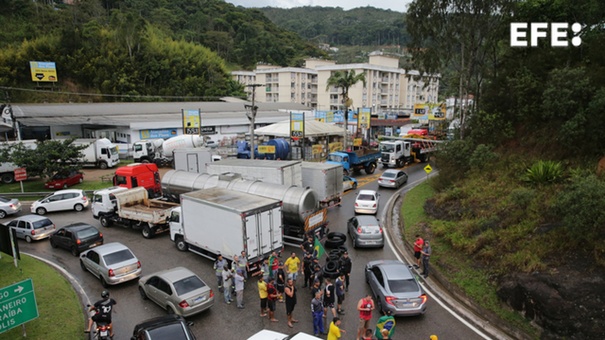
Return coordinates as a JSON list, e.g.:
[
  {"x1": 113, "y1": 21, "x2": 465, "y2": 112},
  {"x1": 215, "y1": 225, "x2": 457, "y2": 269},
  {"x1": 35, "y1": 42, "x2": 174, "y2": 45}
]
[{"x1": 29, "y1": 61, "x2": 58, "y2": 82}]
